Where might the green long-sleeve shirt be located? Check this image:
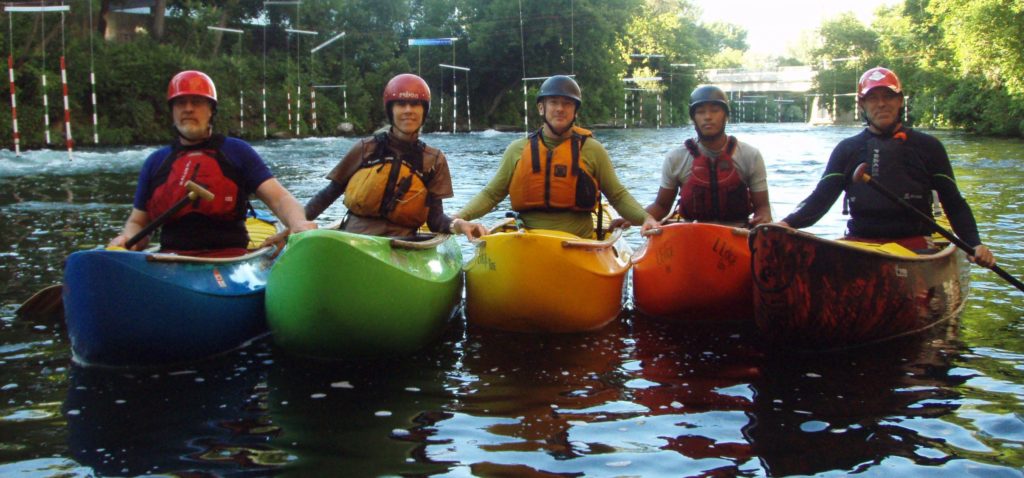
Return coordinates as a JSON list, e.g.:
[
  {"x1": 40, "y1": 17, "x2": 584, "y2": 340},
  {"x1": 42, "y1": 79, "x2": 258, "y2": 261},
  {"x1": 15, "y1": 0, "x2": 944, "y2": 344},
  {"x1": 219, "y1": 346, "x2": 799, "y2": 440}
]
[{"x1": 458, "y1": 134, "x2": 648, "y2": 238}]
